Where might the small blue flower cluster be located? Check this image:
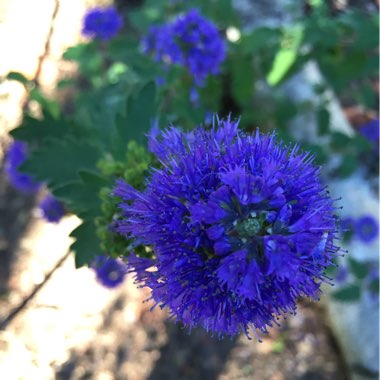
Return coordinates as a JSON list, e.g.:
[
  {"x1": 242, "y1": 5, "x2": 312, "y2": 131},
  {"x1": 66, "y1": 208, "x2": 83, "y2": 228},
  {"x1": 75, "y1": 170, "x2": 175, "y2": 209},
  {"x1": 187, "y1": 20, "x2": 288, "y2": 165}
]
[
  {"x1": 5, "y1": 140, "x2": 40, "y2": 194},
  {"x1": 39, "y1": 194, "x2": 66, "y2": 223},
  {"x1": 92, "y1": 255, "x2": 128, "y2": 288},
  {"x1": 5, "y1": 140, "x2": 65, "y2": 223},
  {"x1": 82, "y1": 6, "x2": 123, "y2": 41},
  {"x1": 115, "y1": 117, "x2": 340, "y2": 337},
  {"x1": 143, "y1": 9, "x2": 226, "y2": 85},
  {"x1": 359, "y1": 119, "x2": 379, "y2": 144},
  {"x1": 341, "y1": 215, "x2": 378, "y2": 244}
]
